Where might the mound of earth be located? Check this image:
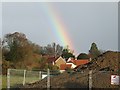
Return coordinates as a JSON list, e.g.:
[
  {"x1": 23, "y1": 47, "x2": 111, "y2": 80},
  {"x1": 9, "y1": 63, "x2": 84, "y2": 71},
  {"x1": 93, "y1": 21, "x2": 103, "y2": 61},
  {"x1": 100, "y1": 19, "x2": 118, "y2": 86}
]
[
  {"x1": 76, "y1": 51, "x2": 120, "y2": 73},
  {"x1": 18, "y1": 51, "x2": 120, "y2": 89},
  {"x1": 20, "y1": 71, "x2": 119, "y2": 89}
]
